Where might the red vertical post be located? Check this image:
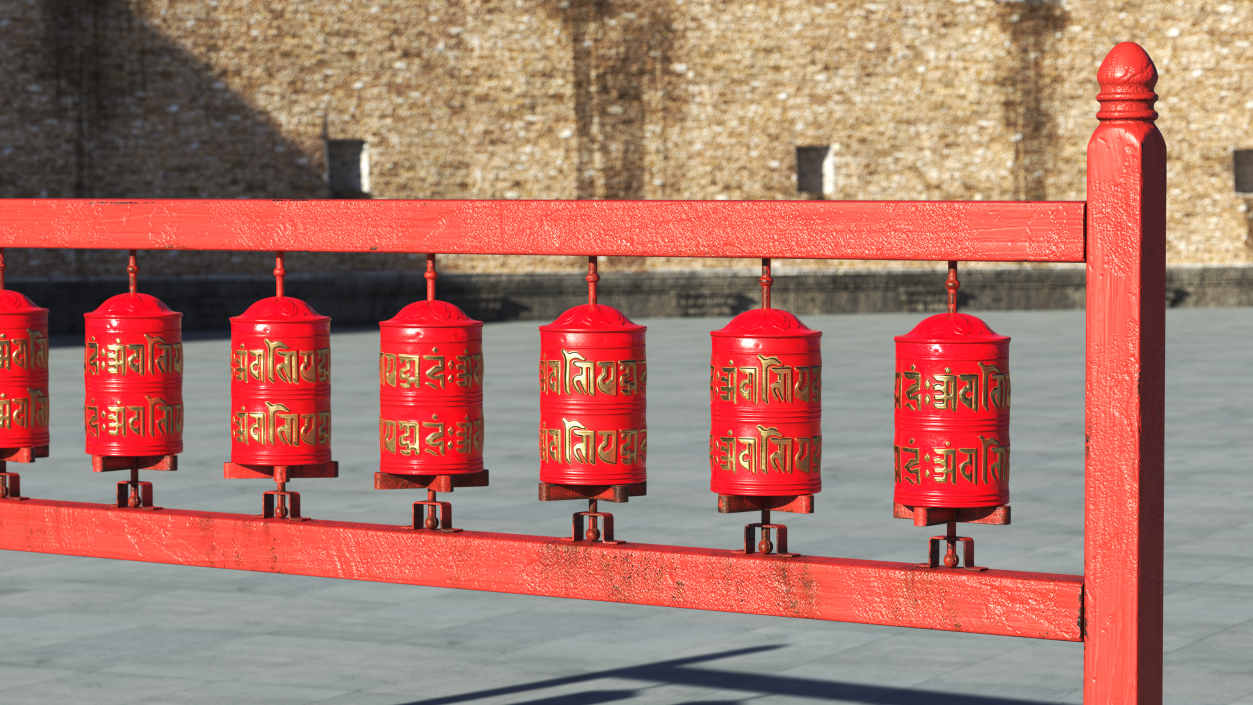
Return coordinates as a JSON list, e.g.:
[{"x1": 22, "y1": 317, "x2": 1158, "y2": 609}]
[{"x1": 1084, "y1": 43, "x2": 1166, "y2": 704}]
